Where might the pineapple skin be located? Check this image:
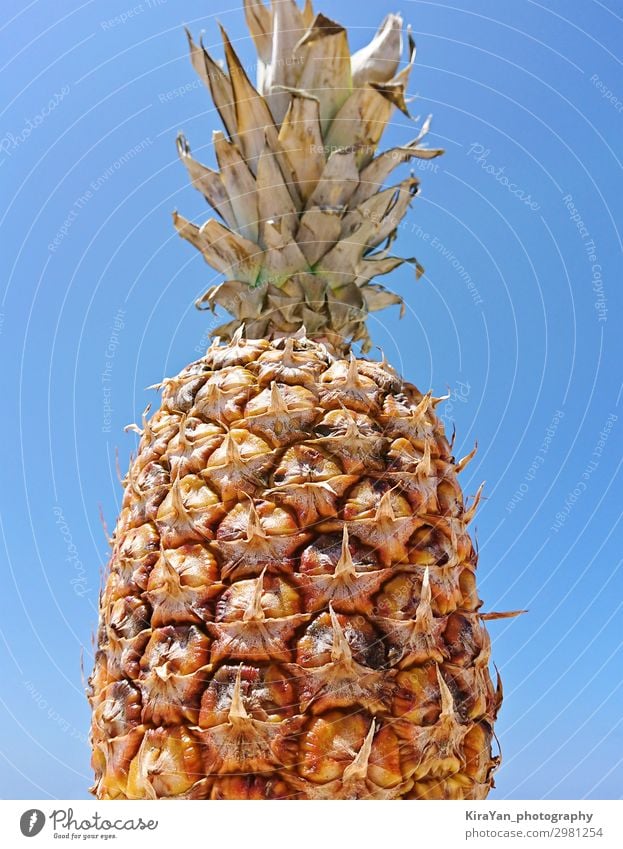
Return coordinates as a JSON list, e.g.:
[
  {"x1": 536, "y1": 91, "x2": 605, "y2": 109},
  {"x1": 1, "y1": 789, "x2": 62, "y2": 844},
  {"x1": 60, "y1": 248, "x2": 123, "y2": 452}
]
[{"x1": 88, "y1": 333, "x2": 501, "y2": 800}]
